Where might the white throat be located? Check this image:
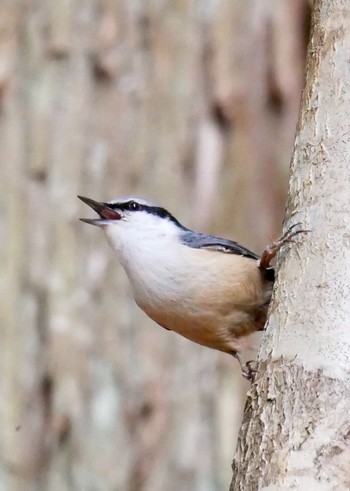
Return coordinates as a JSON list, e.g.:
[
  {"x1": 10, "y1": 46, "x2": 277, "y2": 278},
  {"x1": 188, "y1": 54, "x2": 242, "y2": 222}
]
[{"x1": 104, "y1": 214, "x2": 184, "y2": 305}]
